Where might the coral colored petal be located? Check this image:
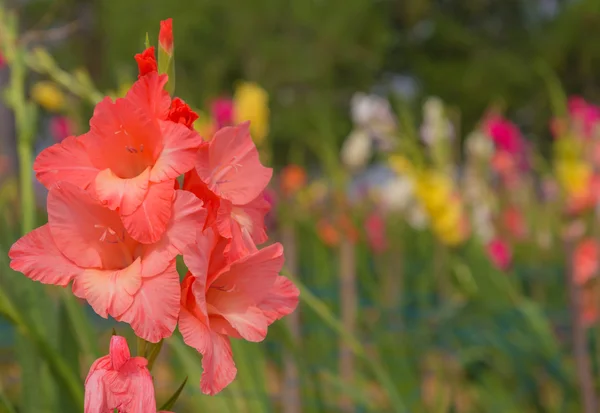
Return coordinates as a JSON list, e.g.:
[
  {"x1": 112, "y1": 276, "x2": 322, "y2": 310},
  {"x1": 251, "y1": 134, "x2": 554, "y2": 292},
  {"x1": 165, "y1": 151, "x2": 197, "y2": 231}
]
[
  {"x1": 72, "y1": 258, "x2": 142, "y2": 319},
  {"x1": 142, "y1": 190, "x2": 206, "y2": 276},
  {"x1": 125, "y1": 72, "x2": 170, "y2": 119},
  {"x1": 95, "y1": 167, "x2": 150, "y2": 214},
  {"x1": 184, "y1": 169, "x2": 221, "y2": 231},
  {"x1": 9, "y1": 224, "x2": 82, "y2": 286},
  {"x1": 109, "y1": 335, "x2": 131, "y2": 371},
  {"x1": 258, "y1": 276, "x2": 300, "y2": 324},
  {"x1": 34, "y1": 135, "x2": 99, "y2": 189},
  {"x1": 211, "y1": 243, "x2": 284, "y2": 304},
  {"x1": 217, "y1": 305, "x2": 269, "y2": 342},
  {"x1": 150, "y1": 121, "x2": 203, "y2": 183},
  {"x1": 196, "y1": 123, "x2": 272, "y2": 205},
  {"x1": 122, "y1": 367, "x2": 157, "y2": 413},
  {"x1": 121, "y1": 180, "x2": 175, "y2": 244},
  {"x1": 47, "y1": 182, "x2": 124, "y2": 269},
  {"x1": 117, "y1": 261, "x2": 180, "y2": 343},
  {"x1": 84, "y1": 366, "x2": 110, "y2": 413},
  {"x1": 179, "y1": 308, "x2": 237, "y2": 395}
]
